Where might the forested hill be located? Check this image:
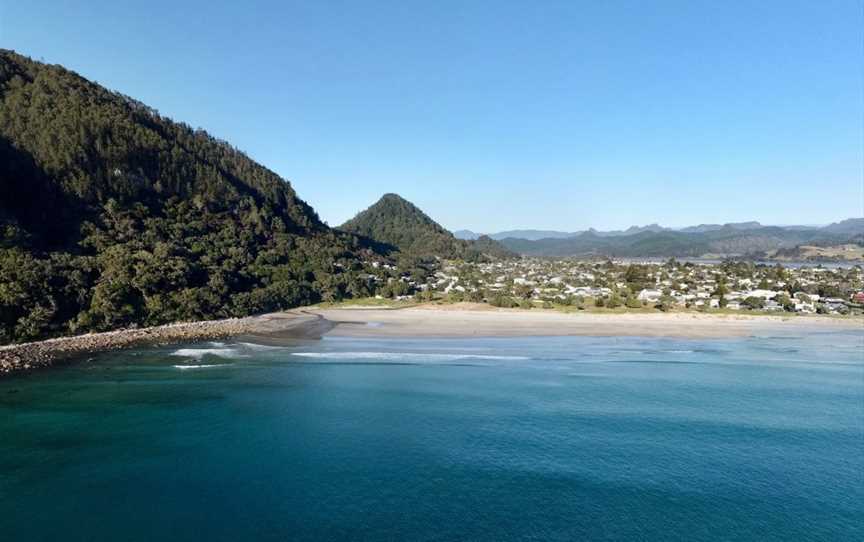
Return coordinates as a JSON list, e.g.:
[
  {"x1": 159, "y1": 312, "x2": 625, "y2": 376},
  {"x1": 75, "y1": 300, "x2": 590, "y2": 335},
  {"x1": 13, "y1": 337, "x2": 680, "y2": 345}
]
[
  {"x1": 0, "y1": 49, "x2": 324, "y2": 244},
  {"x1": 499, "y1": 226, "x2": 862, "y2": 258},
  {"x1": 0, "y1": 50, "x2": 380, "y2": 344},
  {"x1": 339, "y1": 194, "x2": 515, "y2": 261}
]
